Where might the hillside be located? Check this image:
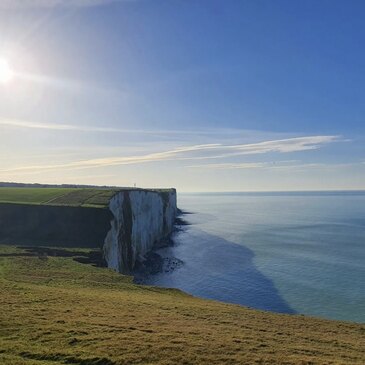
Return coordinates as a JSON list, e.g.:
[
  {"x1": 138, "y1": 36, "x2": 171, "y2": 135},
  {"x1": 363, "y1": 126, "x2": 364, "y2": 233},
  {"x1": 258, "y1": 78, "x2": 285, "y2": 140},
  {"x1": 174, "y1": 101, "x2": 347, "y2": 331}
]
[
  {"x1": 0, "y1": 245, "x2": 364, "y2": 365},
  {"x1": 0, "y1": 187, "x2": 119, "y2": 208},
  {"x1": 0, "y1": 186, "x2": 177, "y2": 274},
  {"x1": 0, "y1": 186, "x2": 176, "y2": 208}
]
